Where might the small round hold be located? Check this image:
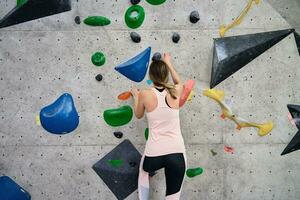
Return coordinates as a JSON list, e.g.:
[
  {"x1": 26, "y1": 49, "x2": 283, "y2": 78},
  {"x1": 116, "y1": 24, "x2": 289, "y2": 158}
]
[
  {"x1": 92, "y1": 52, "x2": 106, "y2": 66},
  {"x1": 152, "y1": 52, "x2": 161, "y2": 61},
  {"x1": 130, "y1": 32, "x2": 141, "y2": 43},
  {"x1": 189, "y1": 11, "x2": 200, "y2": 24},
  {"x1": 130, "y1": 0, "x2": 141, "y2": 5},
  {"x1": 129, "y1": 161, "x2": 137, "y2": 167},
  {"x1": 74, "y1": 16, "x2": 81, "y2": 24},
  {"x1": 95, "y1": 74, "x2": 103, "y2": 82},
  {"x1": 172, "y1": 32, "x2": 180, "y2": 43},
  {"x1": 113, "y1": 131, "x2": 123, "y2": 138}
]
